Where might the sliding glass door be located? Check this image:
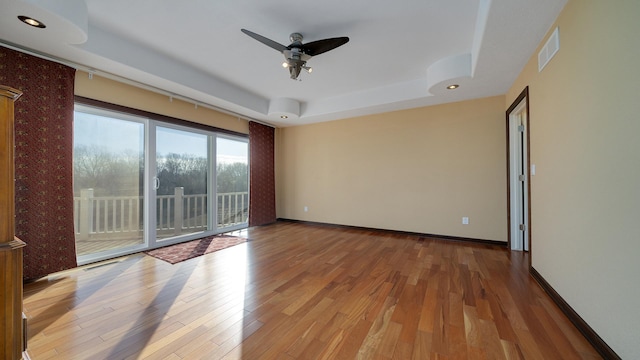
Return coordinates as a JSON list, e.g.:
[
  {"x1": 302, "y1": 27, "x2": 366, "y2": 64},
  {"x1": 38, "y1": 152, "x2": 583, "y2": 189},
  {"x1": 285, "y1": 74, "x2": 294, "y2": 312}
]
[
  {"x1": 73, "y1": 104, "x2": 248, "y2": 264},
  {"x1": 73, "y1": 106, "x2": 146, "y2": 259},
  {"x1": 155, "y1": 125, "x2": 210, "y2": 242},
  {"x1": 216, "y1": 136, "x2": 249, "y2": 230}
]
